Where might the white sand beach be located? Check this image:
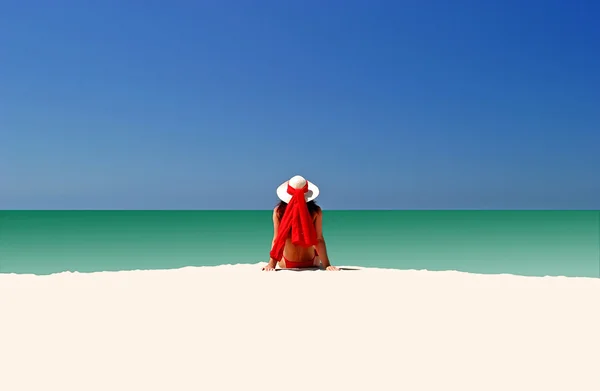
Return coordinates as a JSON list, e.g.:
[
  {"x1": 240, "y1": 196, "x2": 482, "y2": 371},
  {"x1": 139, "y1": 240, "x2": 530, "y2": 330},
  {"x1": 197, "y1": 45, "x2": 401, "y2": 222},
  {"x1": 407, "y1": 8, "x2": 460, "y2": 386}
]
[{"x1": 1, "y1": 263, "x2": 599, "y2": 391}]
